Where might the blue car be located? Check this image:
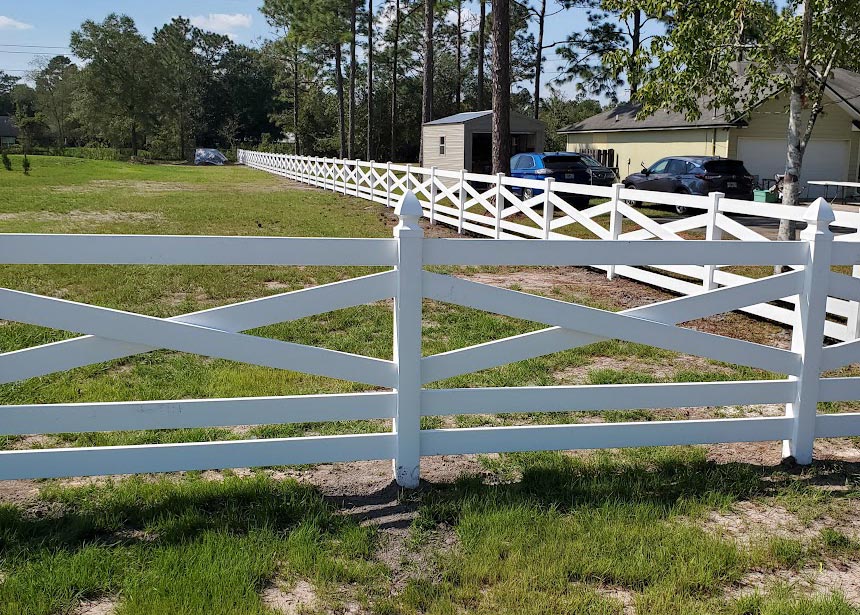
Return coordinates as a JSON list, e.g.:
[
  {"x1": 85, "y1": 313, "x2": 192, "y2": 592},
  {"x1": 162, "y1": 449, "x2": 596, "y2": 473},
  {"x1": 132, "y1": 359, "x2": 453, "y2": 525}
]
[{"x1": 510, "y1": 152, "x2": 616, "y2": 203}]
